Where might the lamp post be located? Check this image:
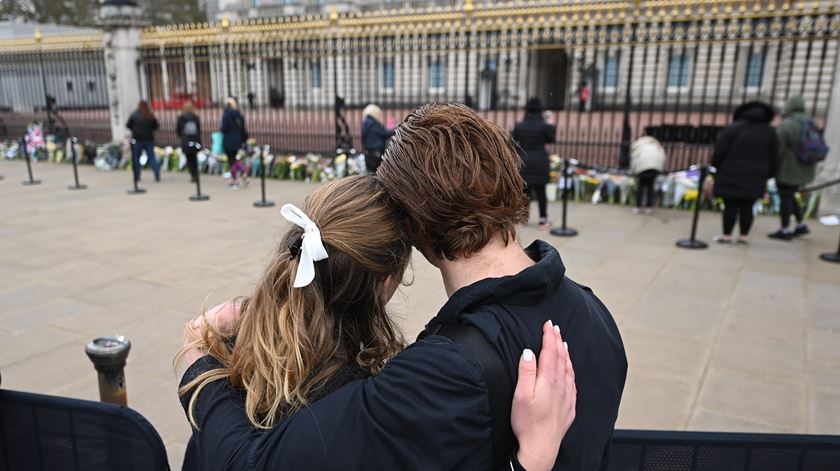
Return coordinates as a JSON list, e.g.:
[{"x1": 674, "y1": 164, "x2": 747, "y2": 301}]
[
  {"x1": 221, "y1": 17, "x2": 232, "y2": 99},
  {"x1": 34, "y1": 28, "x2": 53, "y2": 136},
  {"x1": 618, "y1": 22, "x2": 637, "y2": 170}
]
